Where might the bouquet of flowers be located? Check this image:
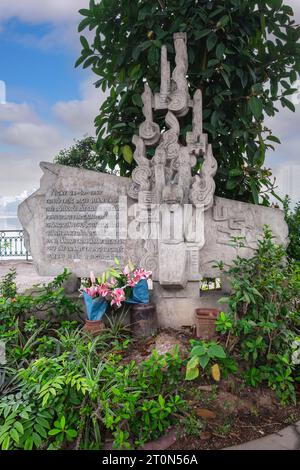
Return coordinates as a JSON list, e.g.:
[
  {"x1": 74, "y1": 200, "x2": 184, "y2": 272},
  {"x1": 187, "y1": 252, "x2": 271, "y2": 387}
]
[{"x1": 81, "y1": 259, "x2": 152, "y2": 322}]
